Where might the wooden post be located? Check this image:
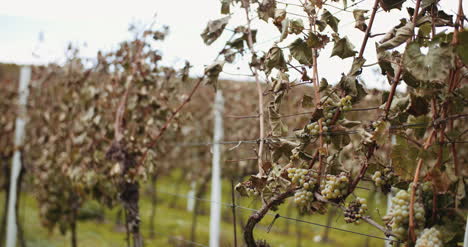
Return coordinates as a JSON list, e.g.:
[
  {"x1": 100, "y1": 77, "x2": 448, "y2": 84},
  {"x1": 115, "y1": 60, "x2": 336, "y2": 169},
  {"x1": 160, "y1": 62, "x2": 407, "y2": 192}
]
[
  {"x1": 5, "y1": 66, "x2": 31, "y2": 247},
  {"x1": 209, "y1": 90, "x2": 223, "y2": 247}
]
